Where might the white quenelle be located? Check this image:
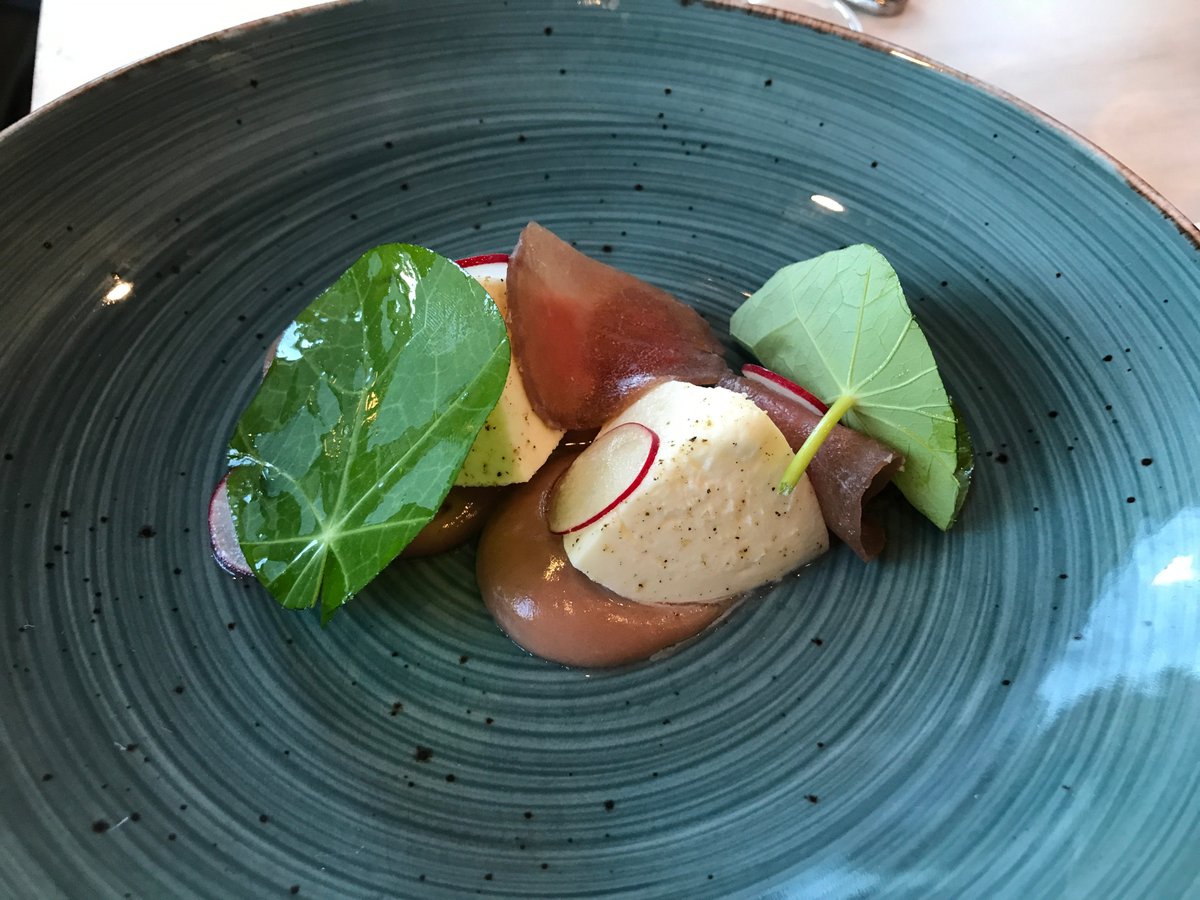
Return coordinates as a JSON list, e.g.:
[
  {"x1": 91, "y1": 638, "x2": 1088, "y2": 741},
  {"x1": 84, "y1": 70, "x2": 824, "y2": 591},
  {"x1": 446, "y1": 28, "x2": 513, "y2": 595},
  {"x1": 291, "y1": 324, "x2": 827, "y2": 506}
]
[{"x1": 559, "y1": 380, "x2": 828, "y2": 603}]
